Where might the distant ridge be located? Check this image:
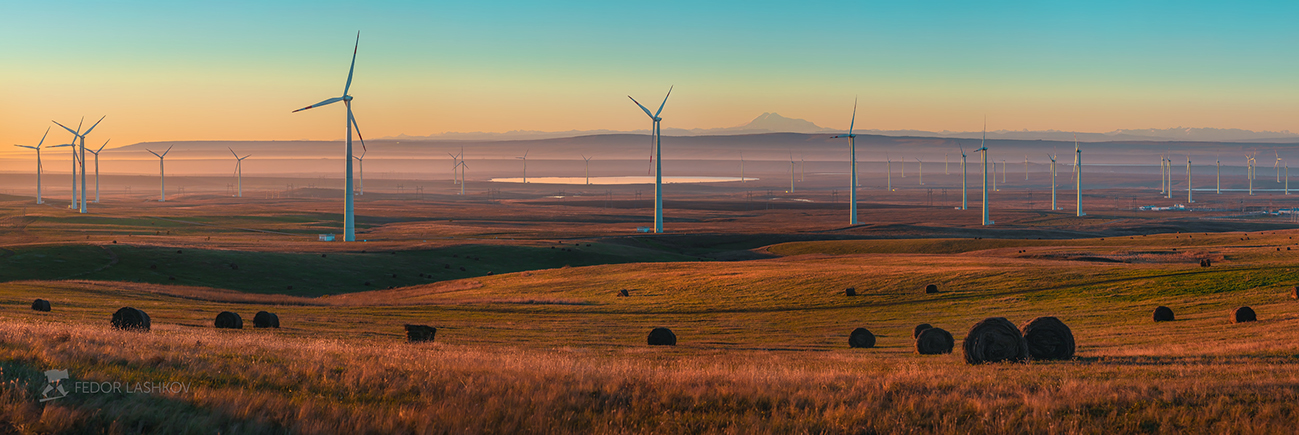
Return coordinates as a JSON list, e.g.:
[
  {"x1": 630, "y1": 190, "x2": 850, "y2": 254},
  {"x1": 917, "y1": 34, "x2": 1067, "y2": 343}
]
[{"x1": 384, "y1": 113, "x2": 1299, "y2": 143}]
